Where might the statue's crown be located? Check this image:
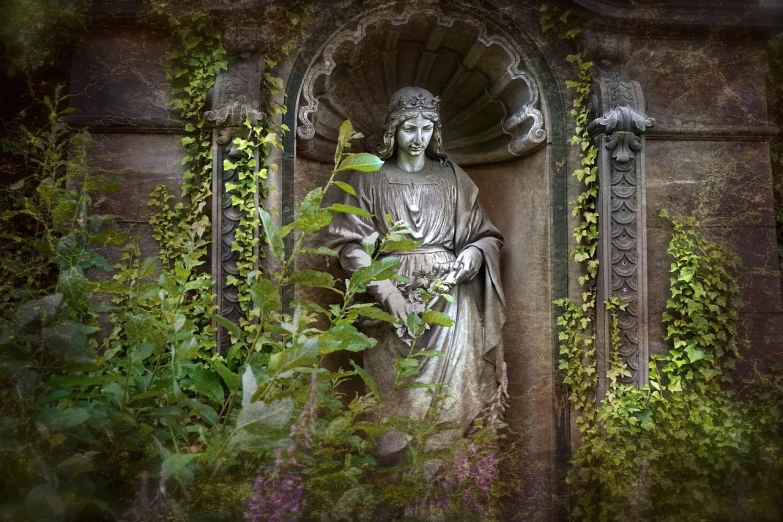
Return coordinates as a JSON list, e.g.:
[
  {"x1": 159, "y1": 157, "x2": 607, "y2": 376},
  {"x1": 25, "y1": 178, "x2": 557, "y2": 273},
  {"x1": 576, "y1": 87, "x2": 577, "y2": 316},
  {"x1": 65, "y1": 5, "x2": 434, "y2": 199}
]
[{"x1": 390, "y1": 90, "x2": 440, "y2": 112}]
